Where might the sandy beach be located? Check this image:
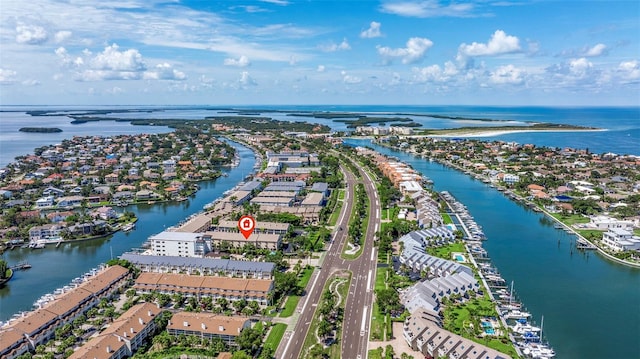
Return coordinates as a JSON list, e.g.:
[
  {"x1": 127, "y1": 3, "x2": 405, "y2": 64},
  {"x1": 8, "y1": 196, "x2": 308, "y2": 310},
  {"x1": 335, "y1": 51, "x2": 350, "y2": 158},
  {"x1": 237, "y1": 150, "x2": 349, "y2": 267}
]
[{"x1": 427, "y1": 127, "x2": 606, "y2": 138}]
